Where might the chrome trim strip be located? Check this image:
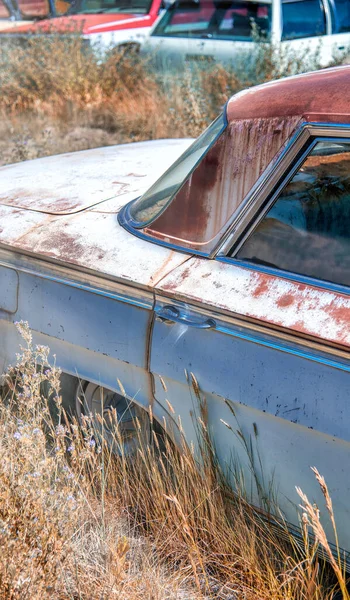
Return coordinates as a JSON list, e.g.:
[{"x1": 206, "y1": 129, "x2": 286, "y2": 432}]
[
  {"x1": 155, "y1": 294, "x2": 350, "y2": 369},
  {"x1": 214, "y1": 322, "x2": 350, "y2": 373},
  {"x1": 328, "y1": 0, "x2": 339, "y2": 31},
  {"x1": 118, "y1": 203, "x2": 203, "y2": 256},
  {"x1": 215, "y1": 123, "x2": 350, "y2": 258},
  {"x1": 0, "y1": 248, "x2": 154, "y2": 310}
]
